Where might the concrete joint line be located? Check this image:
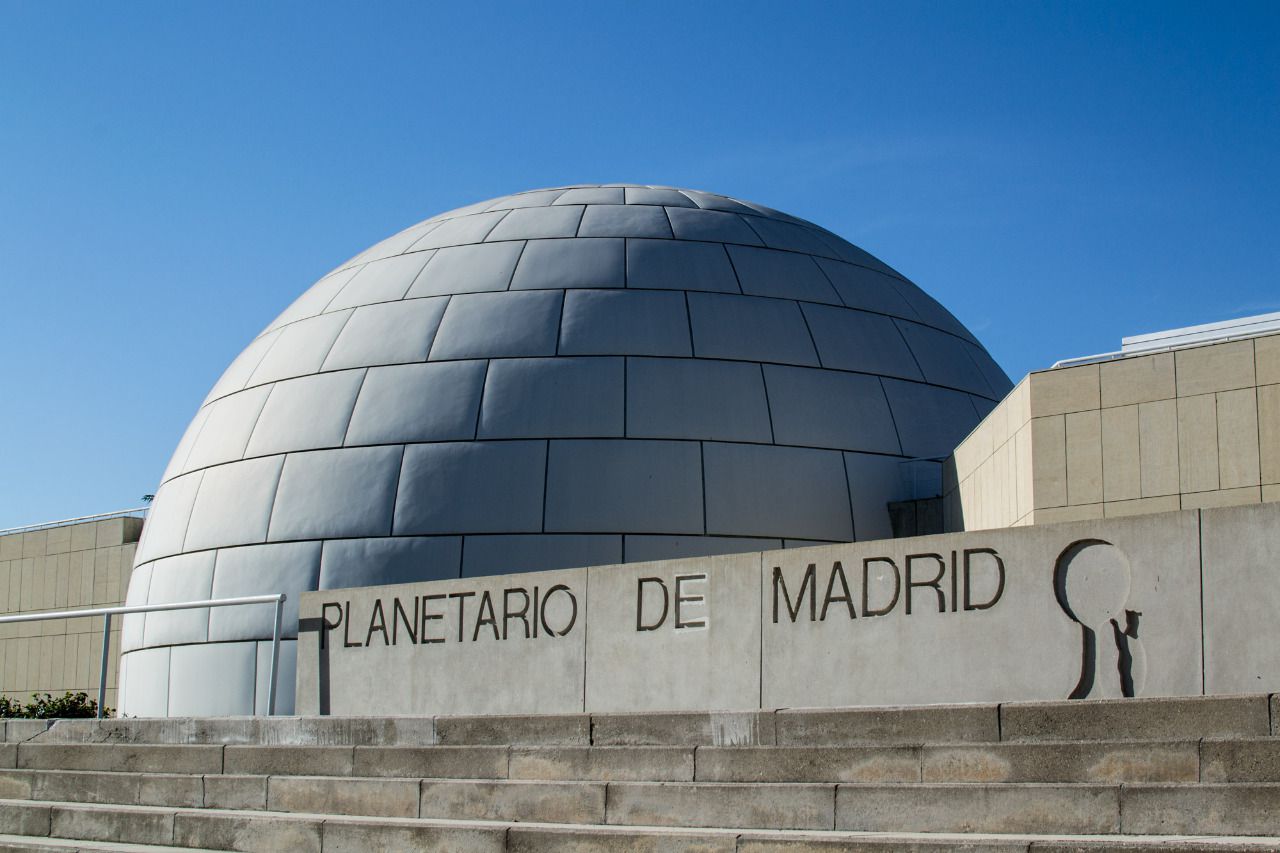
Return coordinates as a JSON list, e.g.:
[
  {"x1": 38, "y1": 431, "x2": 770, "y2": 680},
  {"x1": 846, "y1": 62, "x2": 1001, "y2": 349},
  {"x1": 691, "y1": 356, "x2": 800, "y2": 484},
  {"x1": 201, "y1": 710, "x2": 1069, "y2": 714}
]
[
  {"x1": 1197, "y1": 509, "x2": 1207, "y2": 695},
  {"x1": 16, "y1": 726, "x2": 49, "y2": 745},
  {"x1": 318, "y1": 815, "x2": 332, "y2": 848}
]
